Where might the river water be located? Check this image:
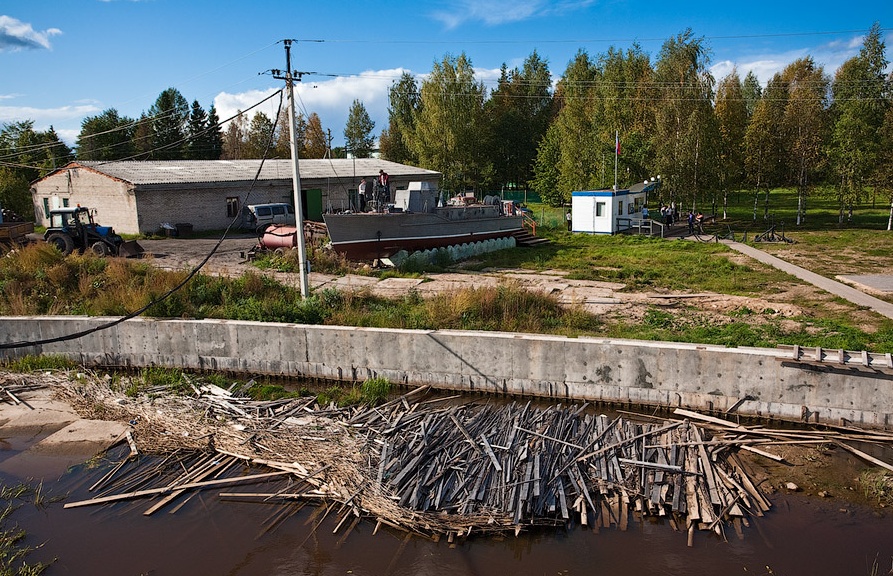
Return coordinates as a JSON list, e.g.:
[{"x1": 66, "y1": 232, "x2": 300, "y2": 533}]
[{"x1": 2, "y1": 437, "x2": 891, "y2": 576}]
